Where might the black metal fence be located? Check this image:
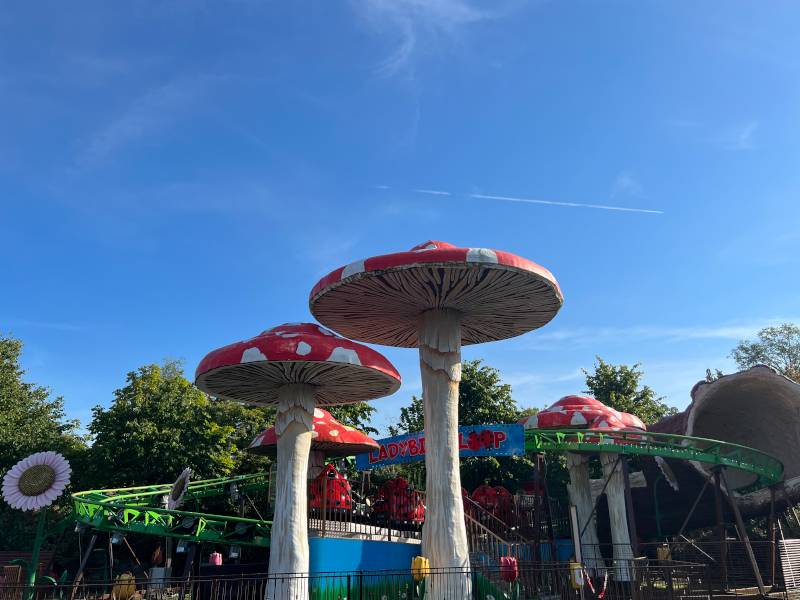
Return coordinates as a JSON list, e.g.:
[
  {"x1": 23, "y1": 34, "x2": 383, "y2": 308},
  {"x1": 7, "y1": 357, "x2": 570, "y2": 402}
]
[
  {"x1": 583, "y1": 541, "x2": 786, "y2": 598},
  {"x1": 0, "y1": 563, "x2": 720, "y2": 600}
]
